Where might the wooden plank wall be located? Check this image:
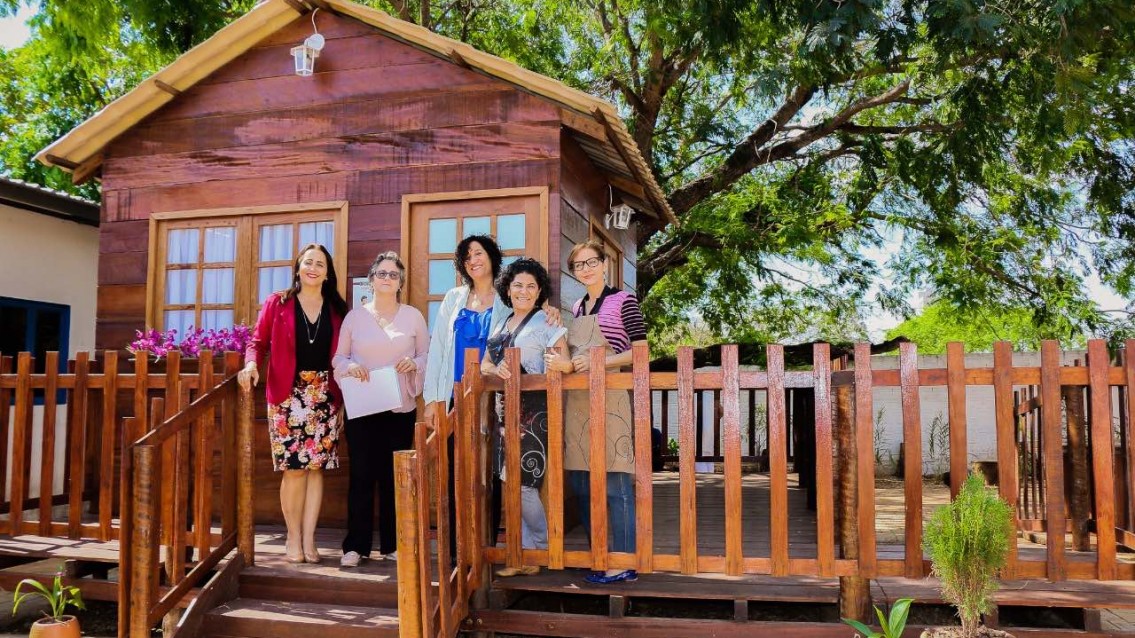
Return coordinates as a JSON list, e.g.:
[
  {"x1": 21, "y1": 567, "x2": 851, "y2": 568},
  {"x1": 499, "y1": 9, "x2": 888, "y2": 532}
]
[
  {"x1": 558, "y1": 134, "x2": 638, "y2": 308},
  {"x1": 96, "y1": 12, "x2": 568, "y2": 524}
]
